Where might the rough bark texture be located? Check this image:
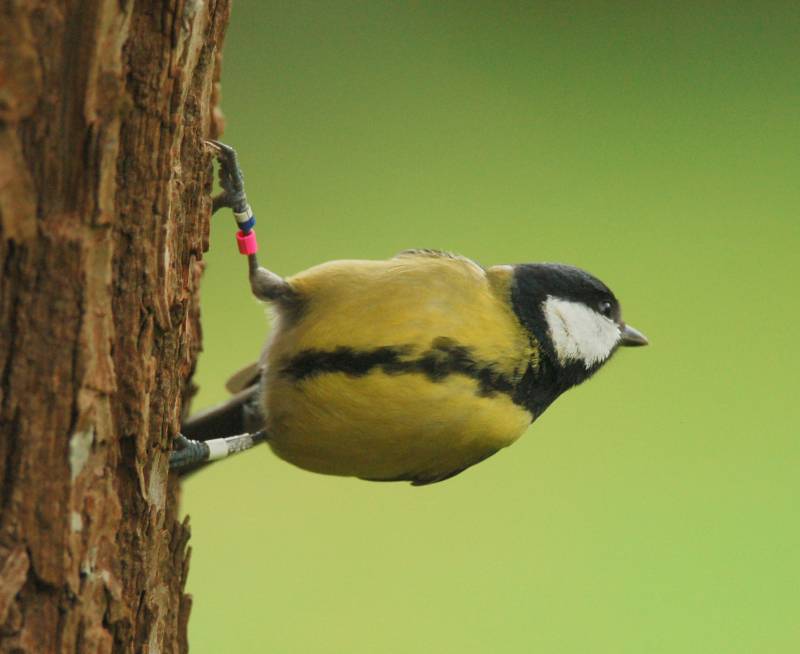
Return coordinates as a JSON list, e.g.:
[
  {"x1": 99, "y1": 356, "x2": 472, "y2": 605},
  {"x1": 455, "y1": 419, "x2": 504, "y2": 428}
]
[{"x1": 0, "y1": 1, "x2": 230, "y2": 651}]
